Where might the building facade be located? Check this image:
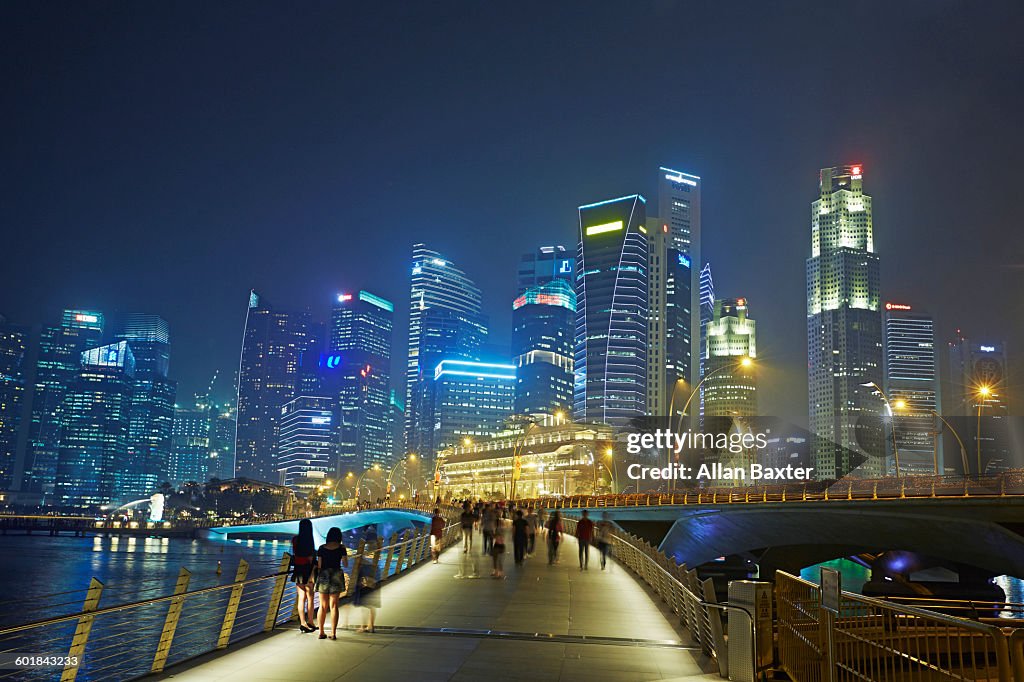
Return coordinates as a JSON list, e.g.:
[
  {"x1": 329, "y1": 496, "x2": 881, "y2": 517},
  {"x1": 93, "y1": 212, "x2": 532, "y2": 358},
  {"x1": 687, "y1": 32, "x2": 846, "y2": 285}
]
[
  {"x1": 235, "y1": 291, "x2": 322, "y2": 482},
  {"x1": 406, "y1": 245, "x2": 486, "y2": 457},
  {"x1": 25, "y1": 309, "x2": 105, "y2": 496},
  {"x1": 511, "y1": 279, "x2": 575, "y2": 419},
  {"x1": 806, "y1": 165, "x2": 885, "y2": 479},
  {"x1": 883, "y1": 303, "x2": 940, "y2": 475},
  {"x1": 703, "y1": 298, "x2": 757, "y2": 417},
  {"x1": 574, "y1": 195, "x2": 649, "y2": 426},
  {"x1": 277, "y1": 395, "x2": 336, "y2": 488},
  {"x1": 55, "y1": 342, "x2": 135, "y2": 508},
  {"x1": 0, "y1": 317, "x2": 29, "y2": 491},
  {"x1": 426, "y1": 359, "x2": 515, "y2": 460},
  {"x1": 516, "y1": 245, "x2": 574, "y2": 295}
]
